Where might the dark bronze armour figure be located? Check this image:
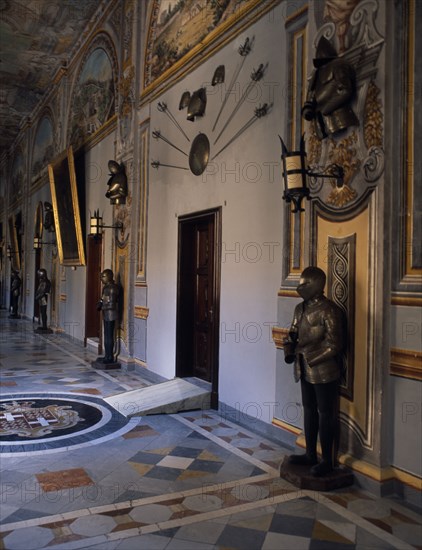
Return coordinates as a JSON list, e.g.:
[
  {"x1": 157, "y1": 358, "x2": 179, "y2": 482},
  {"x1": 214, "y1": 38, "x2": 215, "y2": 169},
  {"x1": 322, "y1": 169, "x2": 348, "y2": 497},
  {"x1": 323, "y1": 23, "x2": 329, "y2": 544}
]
[
  {"x1": 10, "y1": 269, "x2": 22, "y2": 318},
  {"x1": 97, "y1": 269, "x2": 119, "y2": 364},
  {"x1": 43, "y1": 202, "x2": 55, "y2": 233},
  {"x1": 35, "y1": 268, "x2": 52, "y2": 330},
  {"x1": 302, "y1": 36, "x2": 358, "y2": 139},
  {"x1": 284, "y1": 266, "x2": 345, "y2": 477},
  {"x1": 105, "y1": 161, "x2": 128, "y2": 205}
]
